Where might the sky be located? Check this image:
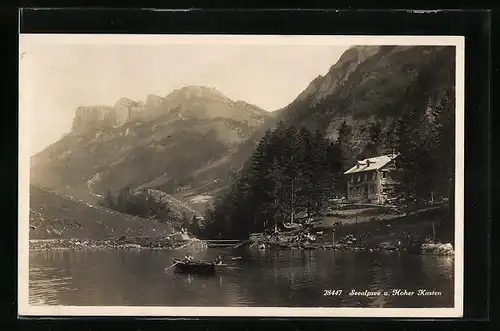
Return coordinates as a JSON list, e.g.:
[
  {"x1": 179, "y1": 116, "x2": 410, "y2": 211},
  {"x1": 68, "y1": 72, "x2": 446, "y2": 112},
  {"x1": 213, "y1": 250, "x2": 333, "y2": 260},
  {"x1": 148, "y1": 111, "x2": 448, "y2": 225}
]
[{"x1": 20, "y1": 35, "x2": 349, "y2": 155}]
